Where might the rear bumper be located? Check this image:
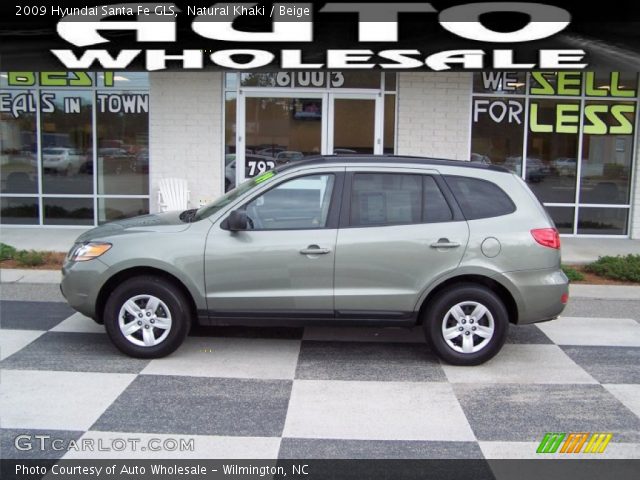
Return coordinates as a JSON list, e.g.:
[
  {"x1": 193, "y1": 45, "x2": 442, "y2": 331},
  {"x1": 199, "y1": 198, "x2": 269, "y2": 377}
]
[{"x1": 499, "y1": 268, "x2": 569, "y2": 325}]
